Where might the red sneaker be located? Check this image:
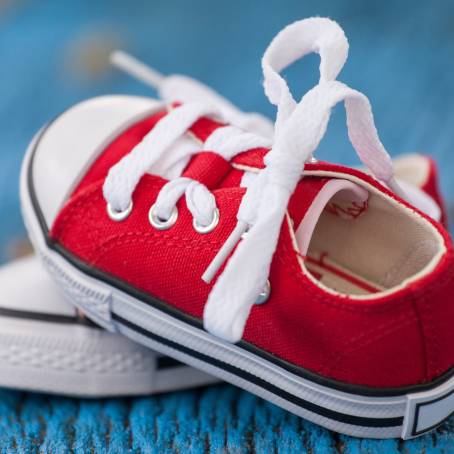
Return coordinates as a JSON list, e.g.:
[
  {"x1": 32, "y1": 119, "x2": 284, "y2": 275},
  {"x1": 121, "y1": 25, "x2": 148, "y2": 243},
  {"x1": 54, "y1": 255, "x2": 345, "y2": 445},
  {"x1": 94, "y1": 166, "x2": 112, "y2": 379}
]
[{"x1": 21, "y1": 18, "x2": 454, "y2": 439}]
